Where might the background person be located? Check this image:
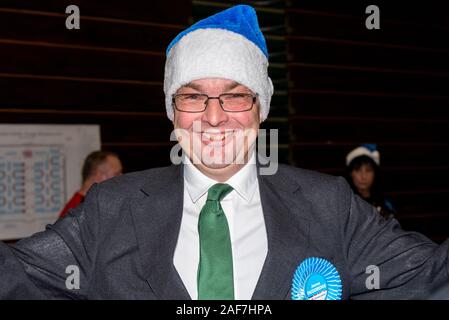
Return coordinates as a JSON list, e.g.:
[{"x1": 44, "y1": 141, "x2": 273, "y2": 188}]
[
  {"x1": 346, "y1": 144, "x2": 395, "y2": 219},
  {"x1": 59, "y1": 150, "x2": 122, "y2": 218}
]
